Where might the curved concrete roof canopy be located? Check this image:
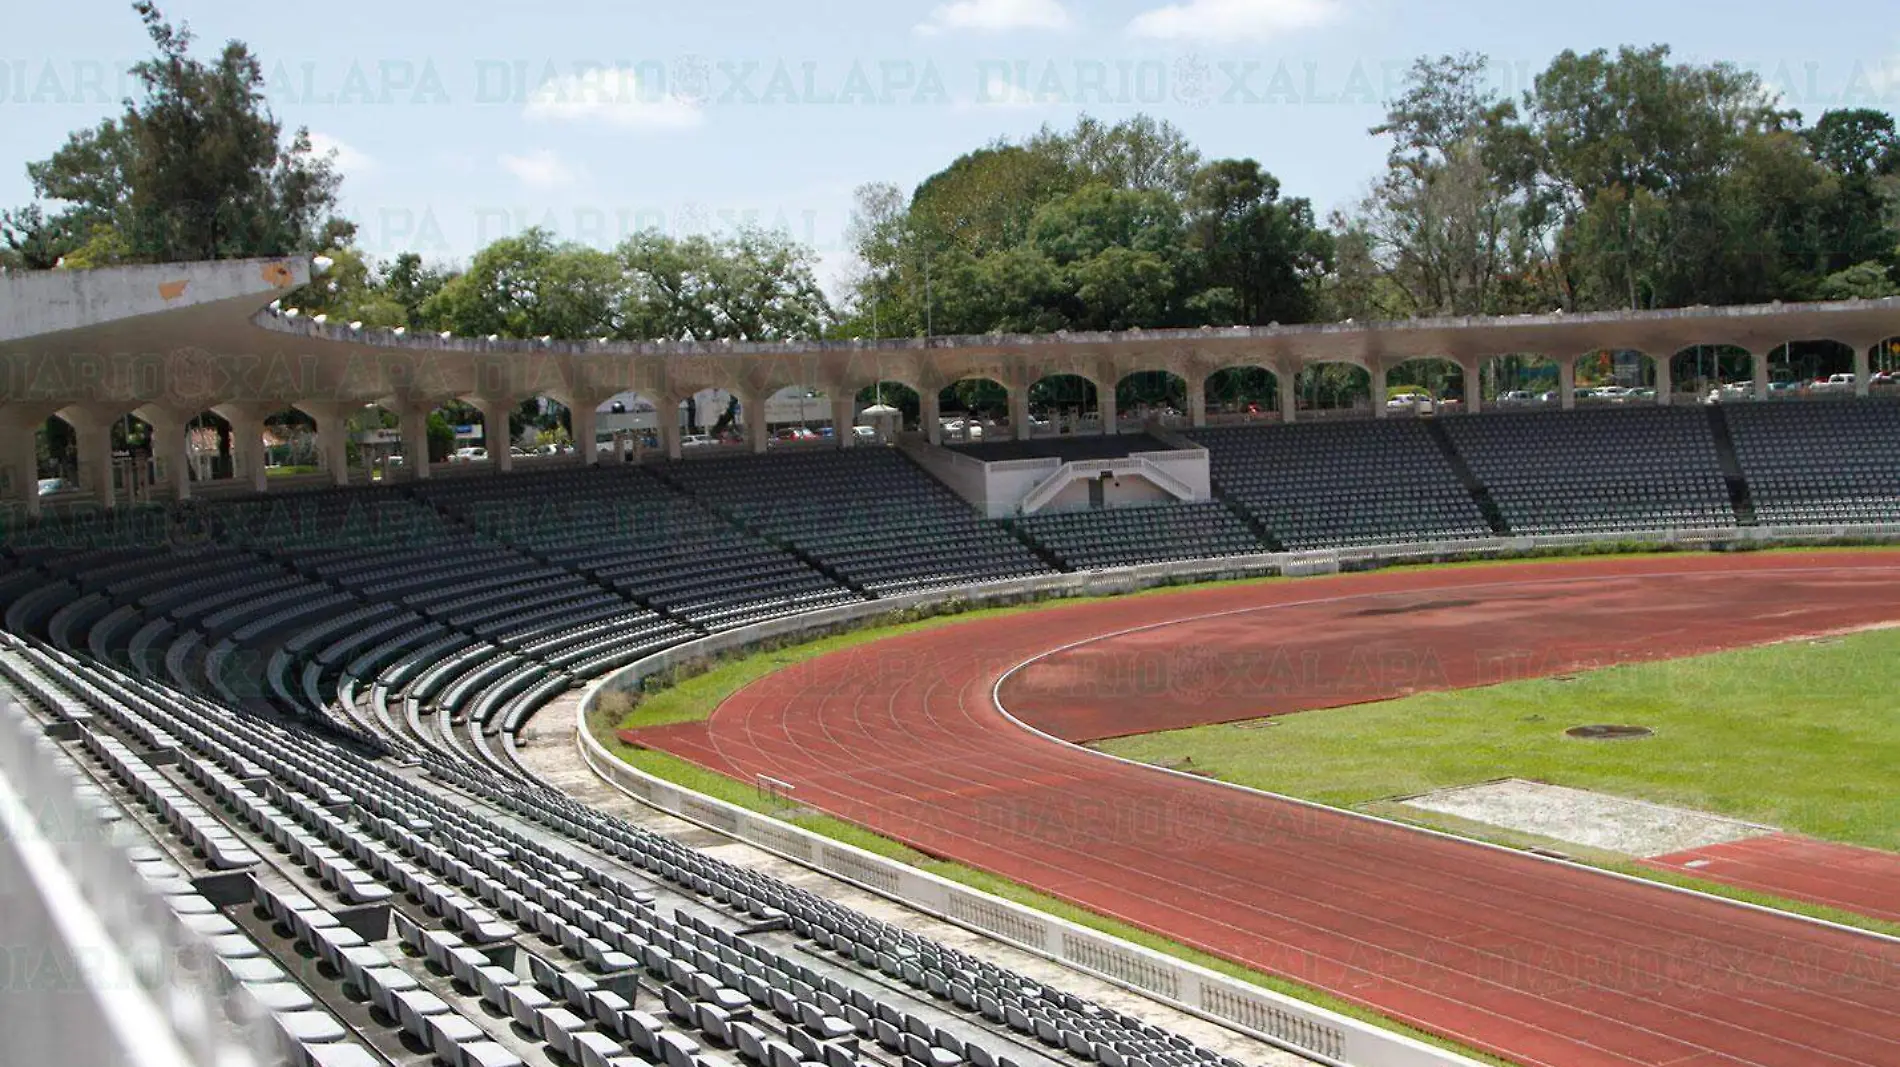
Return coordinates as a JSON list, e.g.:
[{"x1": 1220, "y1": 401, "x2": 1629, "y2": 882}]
[{"x1": 3, "y1": 256, "x2": 1899, "y2": 423}]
